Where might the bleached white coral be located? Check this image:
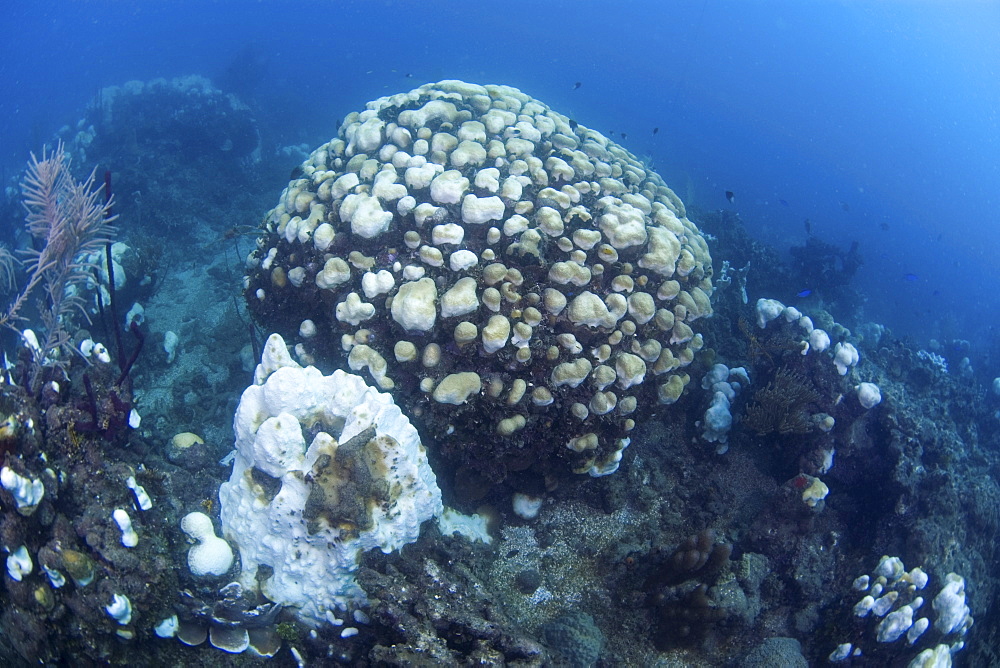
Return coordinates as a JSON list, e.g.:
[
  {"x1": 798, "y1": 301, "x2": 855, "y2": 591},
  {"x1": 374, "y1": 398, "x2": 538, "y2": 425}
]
[{"x1": 219, "y1": 334, "x2": 441, "y2": 625}]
